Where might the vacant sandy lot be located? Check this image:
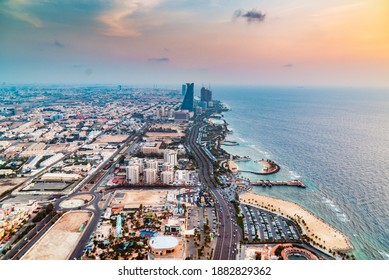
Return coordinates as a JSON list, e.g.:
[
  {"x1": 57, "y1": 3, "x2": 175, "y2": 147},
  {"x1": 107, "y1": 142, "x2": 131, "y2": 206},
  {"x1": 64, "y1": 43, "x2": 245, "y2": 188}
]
[
  {"x1": 110, "y1": 189, "x2": 168, "y2": 208},
  {"x1": 146, "y1": 132, "x2": 184, "y2": 138},
  {"x1": 22, "y1": 211, "x2": 92, "y2": 260},
  {"x1": 240, "y1": 192, "x2": 352, "y2": 252},
  {"x1": 150, "y1": 123, "x2": 186, "y2": 131},
  {"x1": 0, "y1": 178, "x2": 25, "y2": 196},
  {"x1": 94, "y1": 135, "x2": 129, "y2": 144},
  {"x1": 146, "y1": 124, "x2": 186, "y2": 139},
  {"x1": 46, "y1": 143, "x2": 78, "y2": 153}
]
